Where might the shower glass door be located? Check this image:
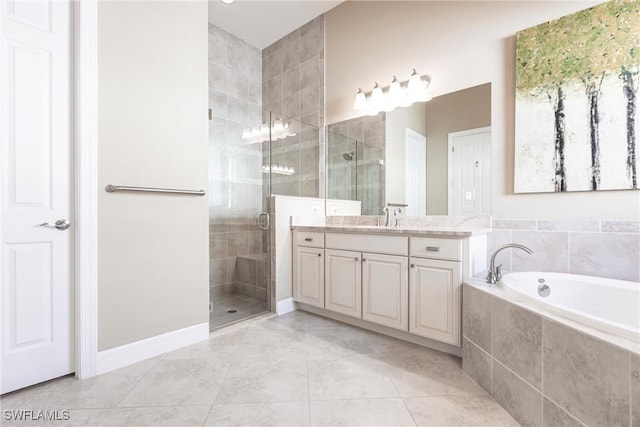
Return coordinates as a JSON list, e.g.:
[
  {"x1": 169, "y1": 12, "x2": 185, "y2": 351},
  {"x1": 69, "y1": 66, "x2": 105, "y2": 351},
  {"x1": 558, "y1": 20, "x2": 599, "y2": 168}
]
[{"x1": 208, "y1": 112, "x2": 271, "y2": 331}]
